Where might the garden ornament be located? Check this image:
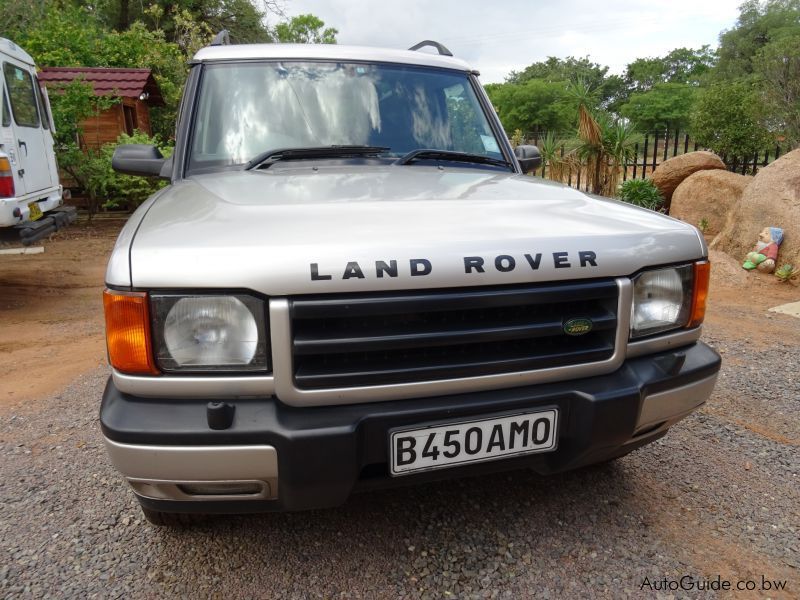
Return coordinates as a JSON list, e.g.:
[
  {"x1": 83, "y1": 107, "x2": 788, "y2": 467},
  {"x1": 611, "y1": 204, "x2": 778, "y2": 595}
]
[{"x1": 743, "y1": 227, "x2": 784, "y2": 273}]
